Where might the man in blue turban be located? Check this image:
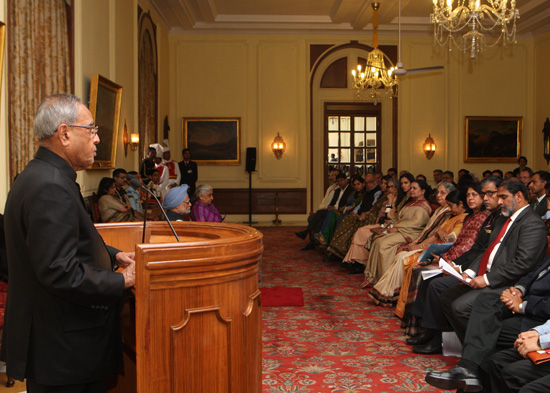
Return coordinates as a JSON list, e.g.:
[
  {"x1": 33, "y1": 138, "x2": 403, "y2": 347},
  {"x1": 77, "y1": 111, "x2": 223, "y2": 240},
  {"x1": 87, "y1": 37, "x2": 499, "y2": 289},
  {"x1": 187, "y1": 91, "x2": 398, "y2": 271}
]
[{"x1": 162, "y1": 184, "x2": 190, "y2": 221}]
